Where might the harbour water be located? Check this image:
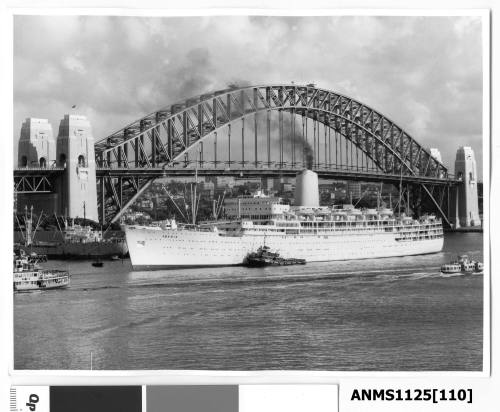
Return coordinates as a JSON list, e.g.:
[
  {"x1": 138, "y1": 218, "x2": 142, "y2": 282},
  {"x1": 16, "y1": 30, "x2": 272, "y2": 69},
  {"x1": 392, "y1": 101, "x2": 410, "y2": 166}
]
[{"x1": 14, "y1": 232, "x2": 484, "y2": 371}]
